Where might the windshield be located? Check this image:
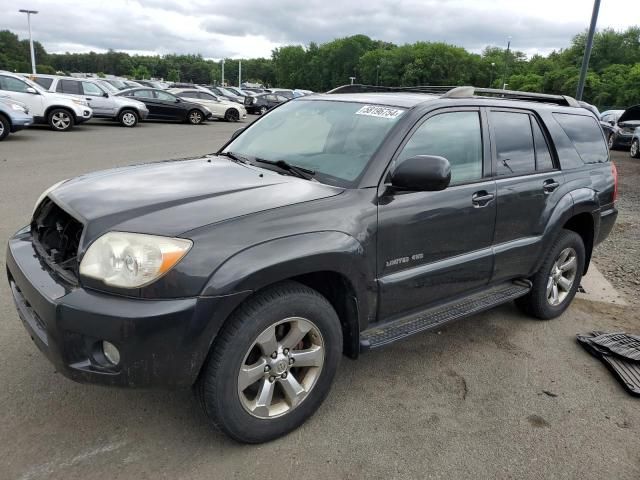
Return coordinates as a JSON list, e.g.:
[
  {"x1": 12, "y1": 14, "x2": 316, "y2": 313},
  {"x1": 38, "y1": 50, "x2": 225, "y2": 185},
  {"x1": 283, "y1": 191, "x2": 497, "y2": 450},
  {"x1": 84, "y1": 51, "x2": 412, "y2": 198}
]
[
  {"x1": 224, "y1": 99, "x2": 406, "y2": 186},
  {"x1": 106, "y1": 79, "x2": 127, "y2": 89},
  {"x1": 219, "y1": 87, "x2": 238, "y2": 97},
  {"x1": 97, "y1": 80, "x2": 119, "y2": 93},
  {"x1": 21, "y1": 76, "x2": 46, "y2": 93}
]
